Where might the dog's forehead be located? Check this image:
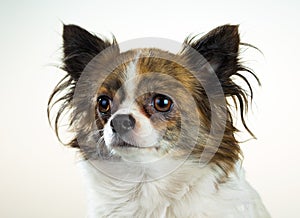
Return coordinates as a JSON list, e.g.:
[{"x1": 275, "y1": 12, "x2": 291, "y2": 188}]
[{"x1": 97, "y1": 48, "x2": 189, "y2": 98}]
